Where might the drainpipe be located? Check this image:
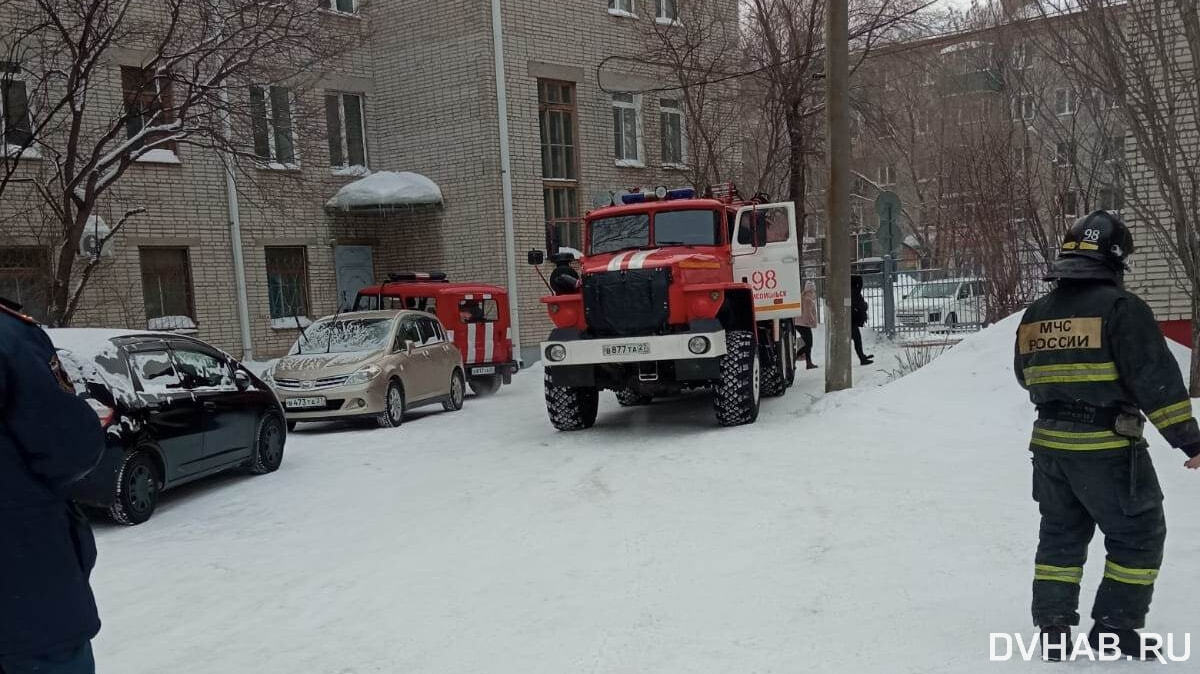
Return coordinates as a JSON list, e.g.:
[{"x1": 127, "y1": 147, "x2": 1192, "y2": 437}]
[
  {"x1": 219, "y1": 85, "x2": 254, "y2": 362},
  {"x1": 490, "y1": 0, "x2": 523, "y2": 363}
]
